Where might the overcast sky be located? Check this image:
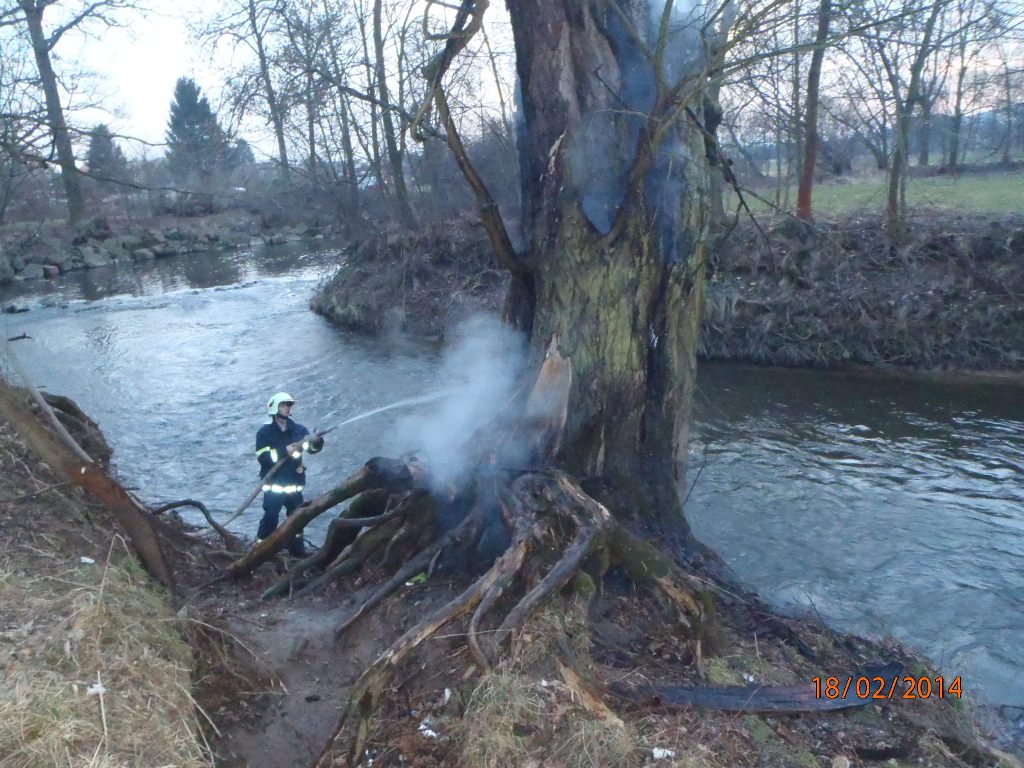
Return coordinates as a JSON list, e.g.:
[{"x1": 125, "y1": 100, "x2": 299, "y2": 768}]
[
  {"x1": 63, "y1": 1, "x2": 244, "y2": 159},
  {"x1": 53, "y1": 0, "x2": 515, "y2": 161}
]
